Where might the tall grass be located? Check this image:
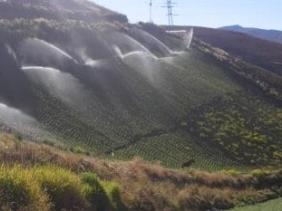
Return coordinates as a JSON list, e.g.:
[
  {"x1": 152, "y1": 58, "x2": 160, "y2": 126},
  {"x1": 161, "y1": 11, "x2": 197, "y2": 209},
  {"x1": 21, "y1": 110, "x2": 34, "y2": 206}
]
[
  {"x1": 33, "y1": 166, "x2": 87, "y2": 211},
  {"x1": 0, "y1": 165, "x2": 50, "y2": 211},
  {"x1": 81, "y1": 172, "x2": 113, "y2": 211},
  {"x1": 0, "y1": 165, "x2": 122, "y2": 211}
]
